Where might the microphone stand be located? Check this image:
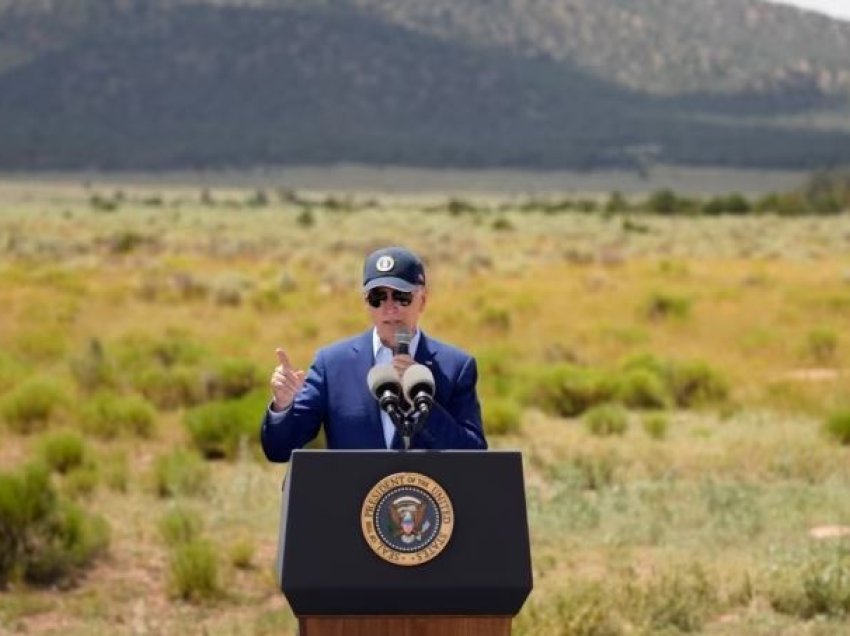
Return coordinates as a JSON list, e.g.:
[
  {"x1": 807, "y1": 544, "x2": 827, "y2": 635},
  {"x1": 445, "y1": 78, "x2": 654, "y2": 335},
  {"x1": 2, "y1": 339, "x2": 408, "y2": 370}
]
[
  {"x1": 407, "y1": 407, "x2": 430, "y2": 444},
  {"x1": 397, "y1": 409, "x2": 413, "y2": 450},
  {"x1": 383, "y1": 402, "x2": 408, "y2": 448},
  {"x1": 395, "y1": 400, "x2": 431, "y2": 451}
]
